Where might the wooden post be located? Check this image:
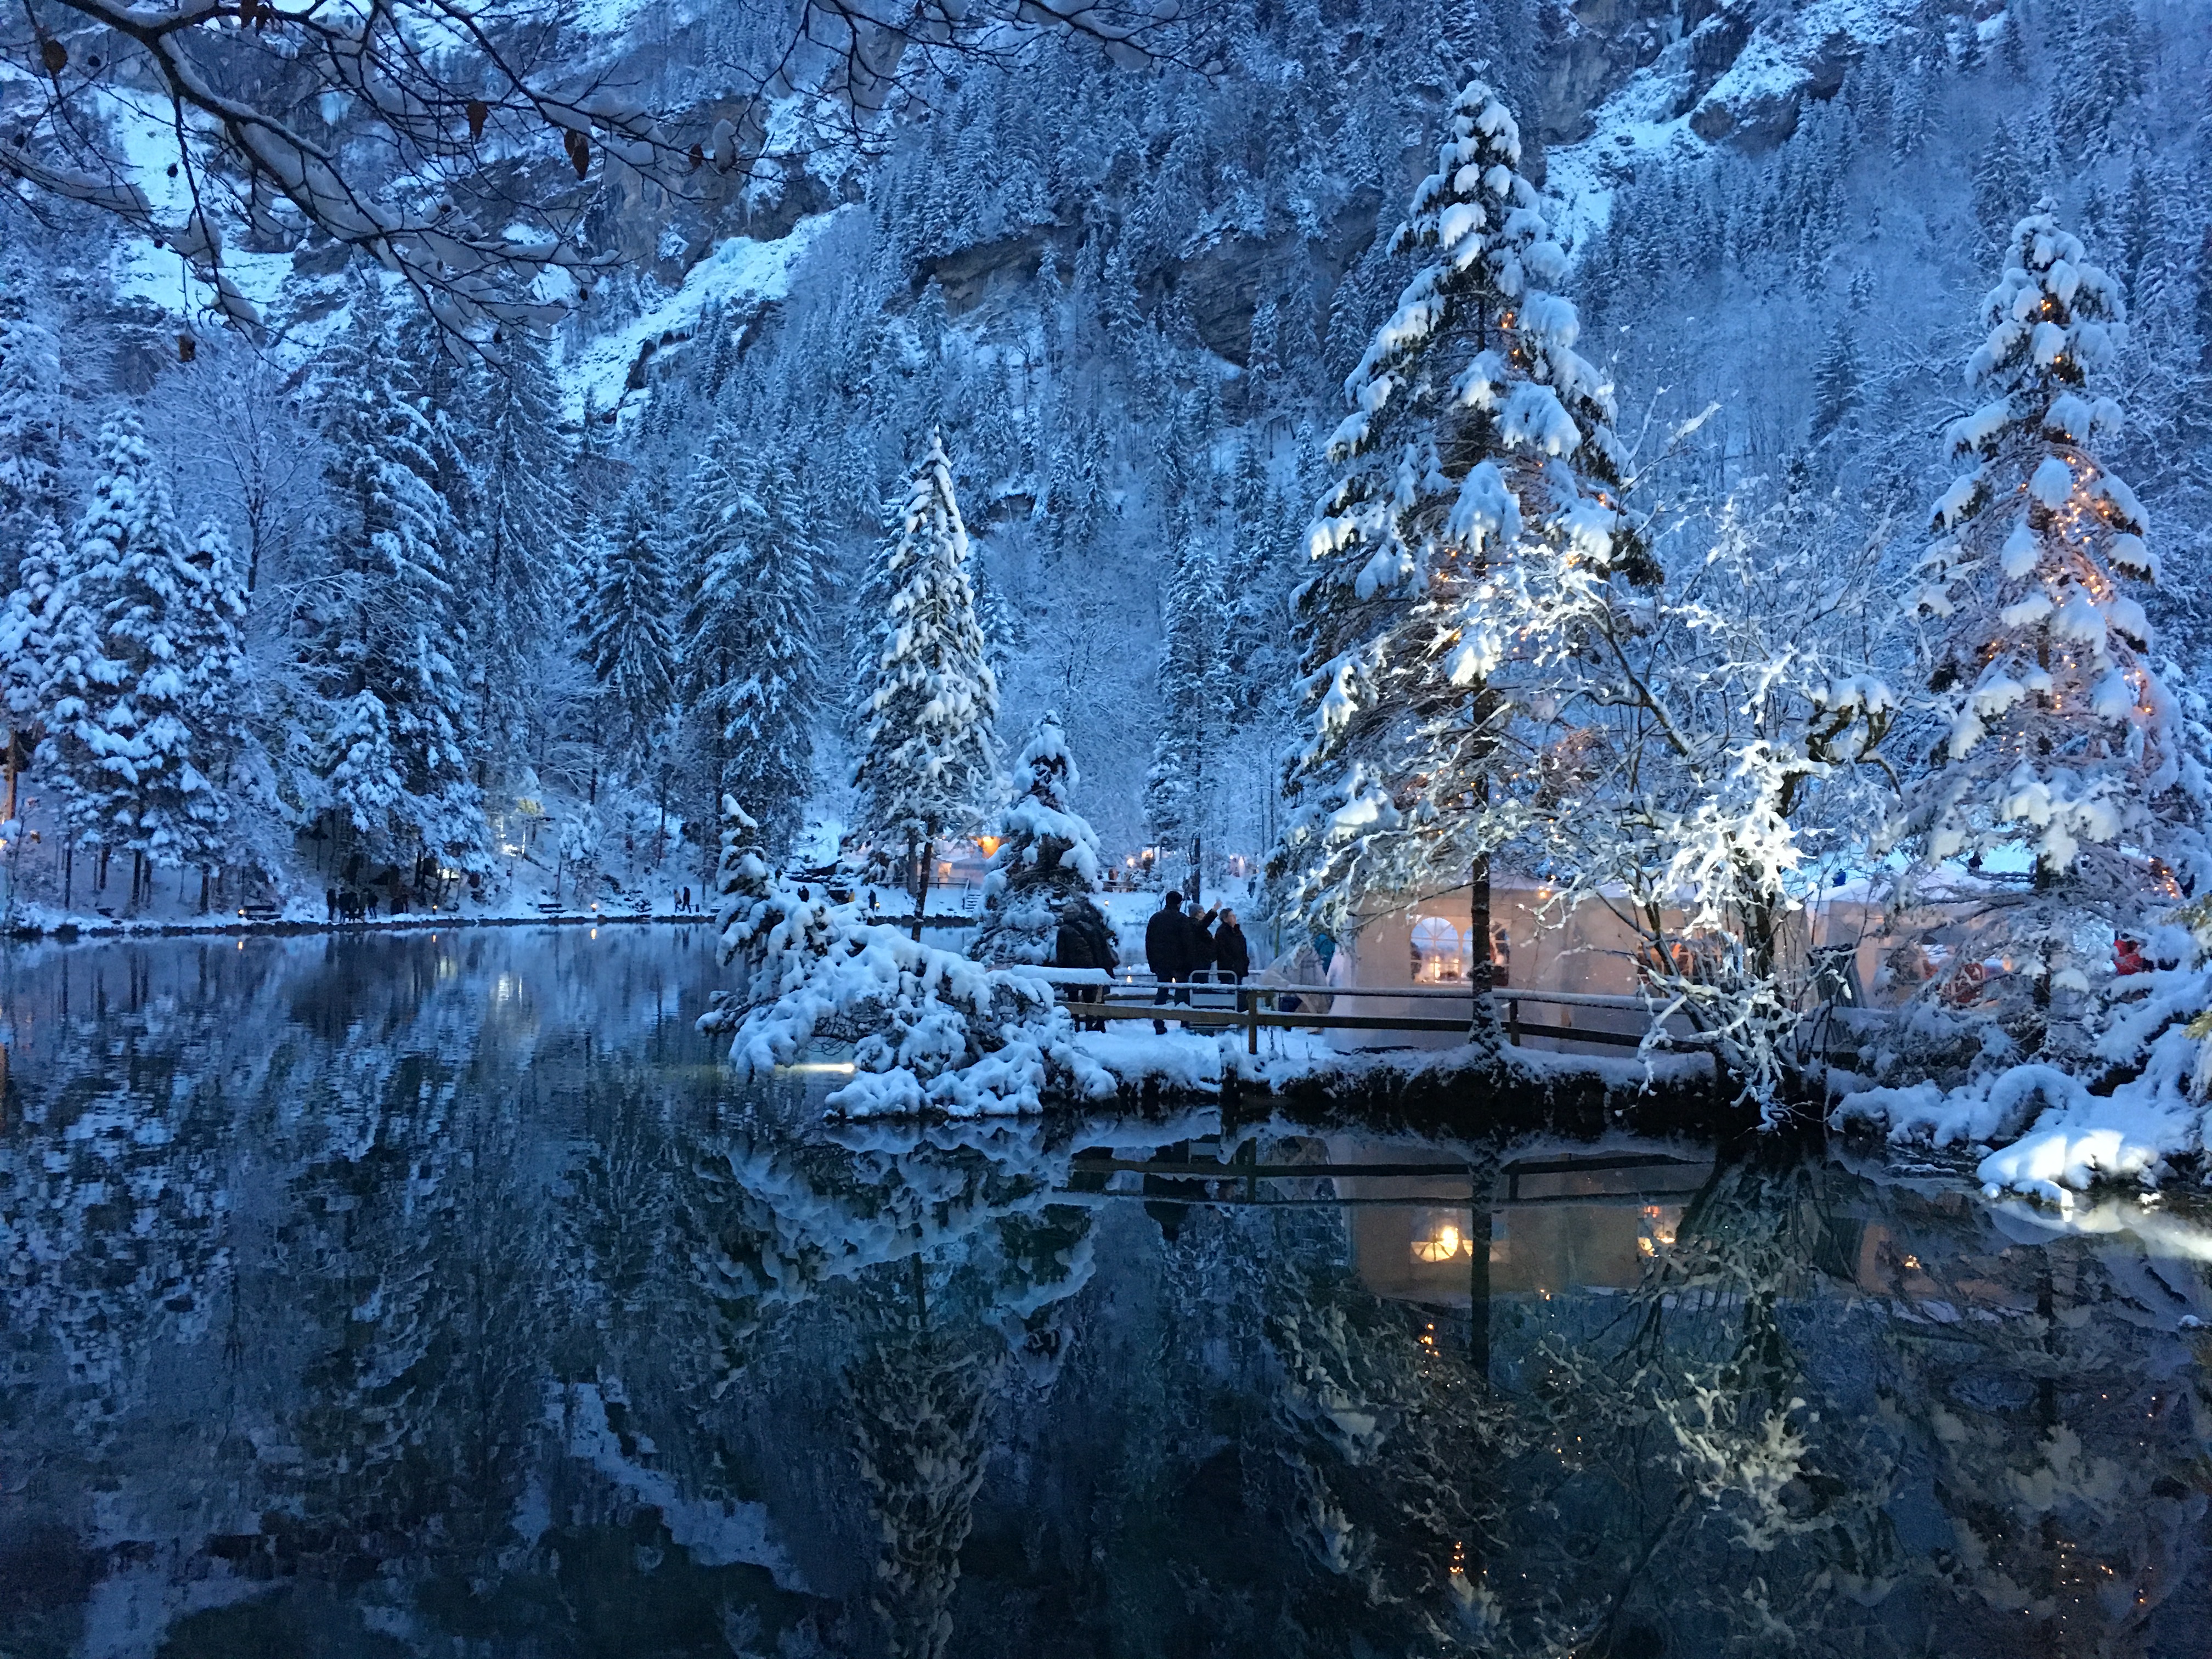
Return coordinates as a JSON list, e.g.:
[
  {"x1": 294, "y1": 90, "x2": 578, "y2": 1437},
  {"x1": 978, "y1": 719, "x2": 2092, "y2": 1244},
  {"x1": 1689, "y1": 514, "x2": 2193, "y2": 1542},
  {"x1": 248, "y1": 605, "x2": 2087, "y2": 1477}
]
[{"x1": 1246, "y1": 991, "x2": 1259, "y2": 1057}]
